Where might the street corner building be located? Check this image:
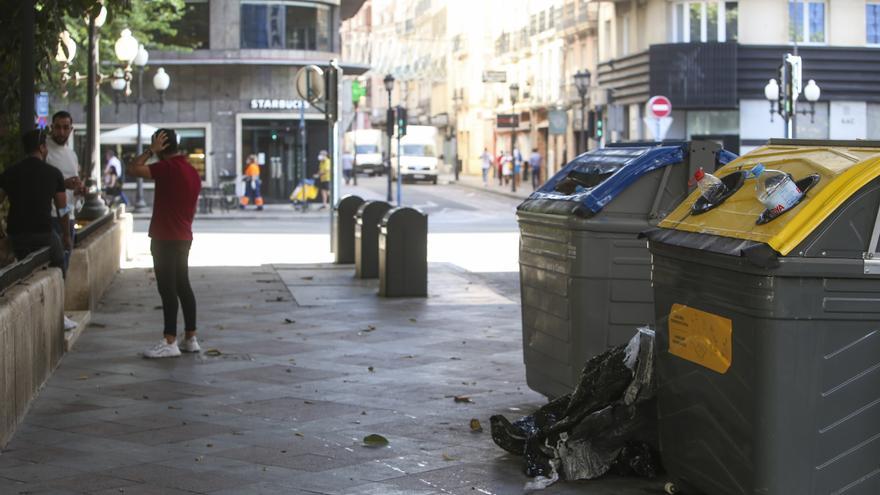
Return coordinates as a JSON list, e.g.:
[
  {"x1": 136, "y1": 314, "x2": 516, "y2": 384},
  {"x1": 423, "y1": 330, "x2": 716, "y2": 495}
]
[{"x1": 64, "y1": 0, "x2": 368, "y2": 205}]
